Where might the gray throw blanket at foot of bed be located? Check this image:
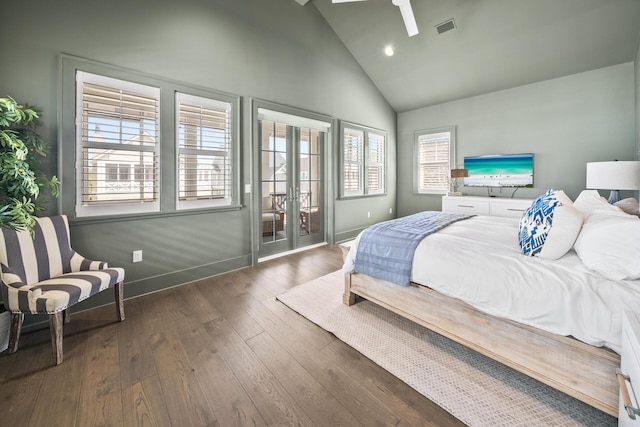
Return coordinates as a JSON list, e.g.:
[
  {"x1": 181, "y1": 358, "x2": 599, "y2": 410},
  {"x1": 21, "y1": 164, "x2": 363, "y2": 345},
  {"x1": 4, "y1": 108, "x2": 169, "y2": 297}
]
[{"x1": 354, "y1": 211, "x2": 474, "y2": 286}]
